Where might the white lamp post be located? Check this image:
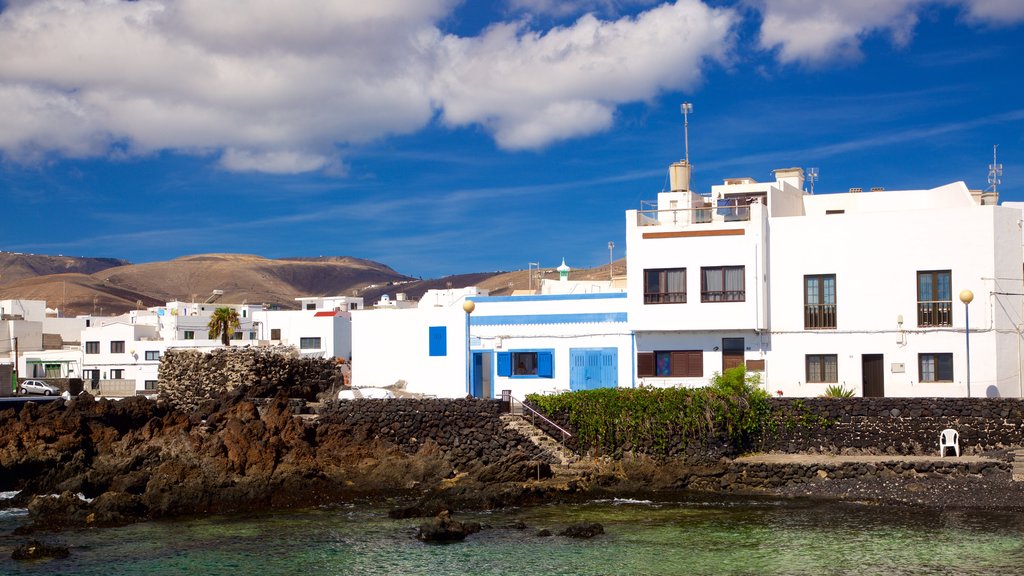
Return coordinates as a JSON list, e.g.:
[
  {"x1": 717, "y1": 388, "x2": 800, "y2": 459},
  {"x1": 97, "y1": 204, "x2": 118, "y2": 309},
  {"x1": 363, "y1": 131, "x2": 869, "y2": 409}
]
[
  {"x1": 960, "y1": 289, "x2": 974, "y2": 397},
  {"x1": 463, "y1": 299, "x2": 475, "y2": 396}
]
